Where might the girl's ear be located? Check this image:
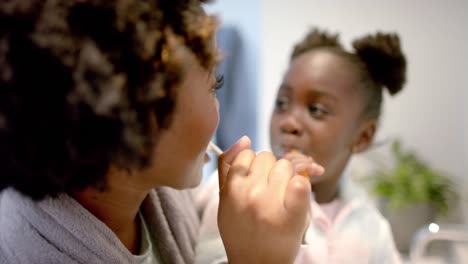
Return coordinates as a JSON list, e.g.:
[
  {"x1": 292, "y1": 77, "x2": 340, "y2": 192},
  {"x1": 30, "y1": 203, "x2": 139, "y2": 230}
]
[{"x1": 352, "y1": 119, "x2": 376, "y2": 153}]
